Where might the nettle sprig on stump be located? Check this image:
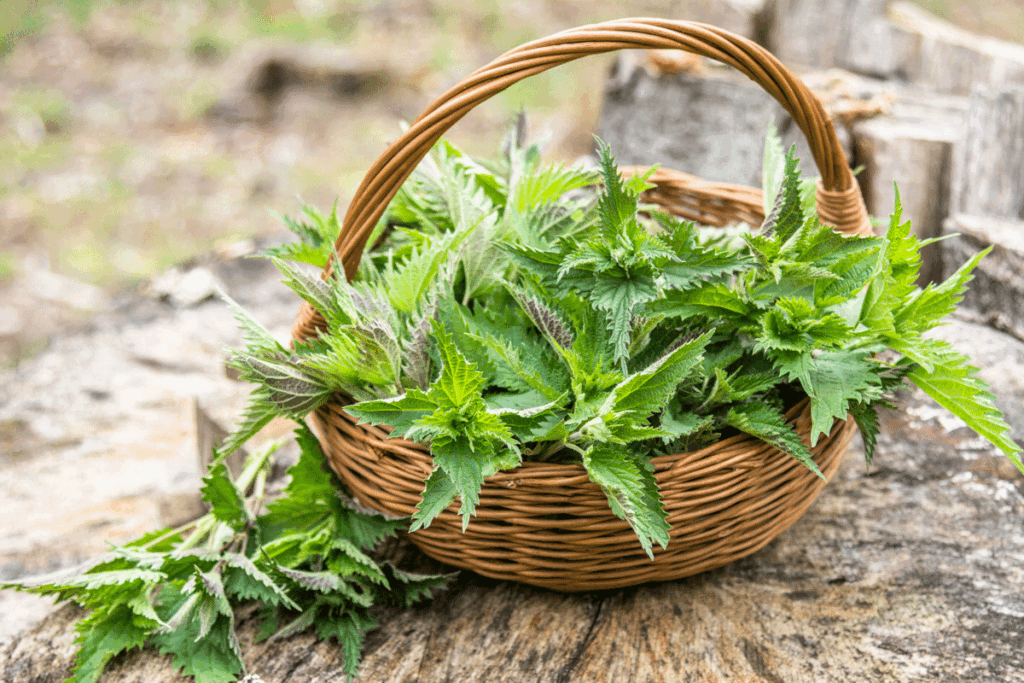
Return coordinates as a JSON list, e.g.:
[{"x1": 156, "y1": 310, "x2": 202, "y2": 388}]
[{"x1": 3, "y1": 430, "x2": 449, "y2": 683}]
